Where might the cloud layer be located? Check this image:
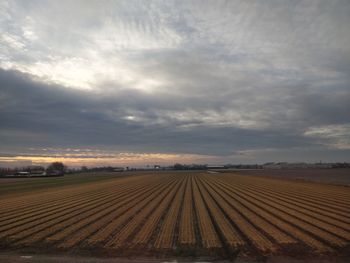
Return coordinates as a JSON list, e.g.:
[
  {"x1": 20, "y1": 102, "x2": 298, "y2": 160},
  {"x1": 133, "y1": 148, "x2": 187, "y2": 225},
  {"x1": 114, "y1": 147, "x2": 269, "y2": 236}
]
[{"x1": 1, "y1": 0, "x2": 350, "y2": 166}]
